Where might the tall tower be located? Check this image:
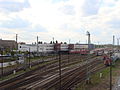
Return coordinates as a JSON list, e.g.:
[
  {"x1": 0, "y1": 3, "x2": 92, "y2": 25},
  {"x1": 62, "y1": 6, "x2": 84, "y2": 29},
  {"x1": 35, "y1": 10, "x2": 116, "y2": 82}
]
[
  {"x1": 86, "y1": 31, "x2": 91, "y2": 48},
  {"x1": 113, "y1": 35, "x2": 115, "y2": 45}
]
